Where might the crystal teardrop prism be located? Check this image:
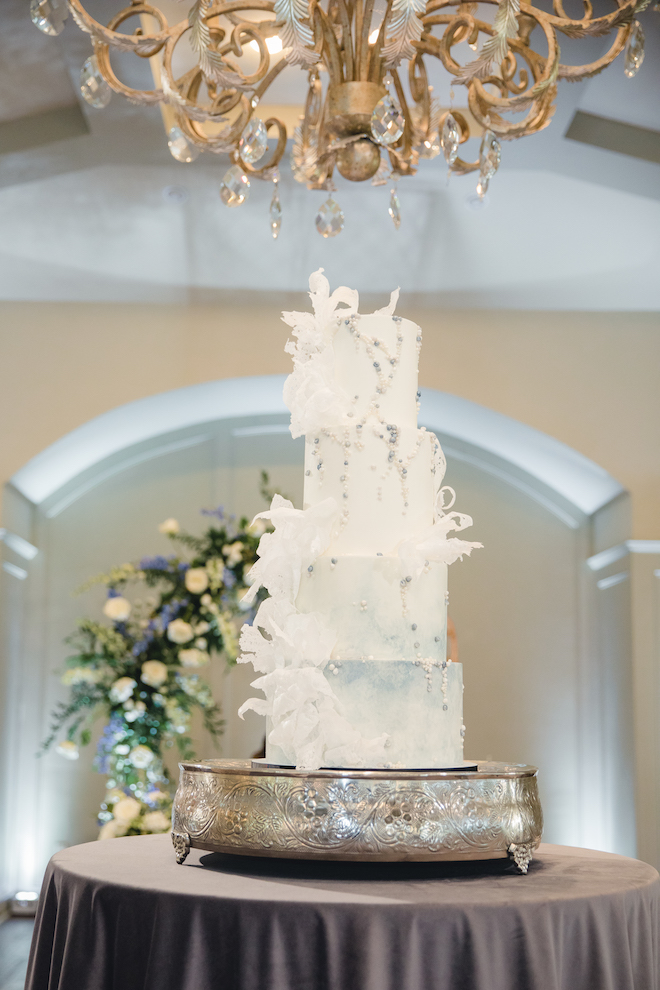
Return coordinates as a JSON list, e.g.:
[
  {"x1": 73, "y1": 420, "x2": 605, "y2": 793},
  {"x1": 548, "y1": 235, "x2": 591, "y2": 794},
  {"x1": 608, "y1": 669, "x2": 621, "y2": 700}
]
[
  {"x1": 370, "y1": 95, "x2": 405, "y2": 147},
  {"x1": 79, "y1": 56, "x2": 112, "y2": 109},
  {"x1": 239, "y1": 119, "x2": 268, "y2": 165},
  {"x1": 306, "y1": 74, "x2": 323, "y2": 125},
  {"x1": 315, "y1": 197, "x2": 344, "y2": 237},
  {"x1": 441, "y1": 114, "x2": 460, "y2": 166},
  {"x1": 420, "y1": 133, "x2": 441, "y2": 160},
  {"x1": 30, "y1": 0, "x2": 67, "y2": 36},
  {"x1": 167, "y1": 126, "x2": 200, "y2": 163},
  {"x1": 479, "y1": 129, "x2": 501, "y2": 181},
  {"x1": 219, "y1": 166, "x2": 250, "y2": 207},
  {"x1": 270, "y1": 185, "x2": 282, "y2": 239},
  {"x1": 477, "y1": 176, "x2": 489, "y2": 199},
  {"x1": 388, "y1": 187, "x2": 401, "y2": 230},
  {"x1": 624, "y1": 20, "x2": 645, "y2": 78}
]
